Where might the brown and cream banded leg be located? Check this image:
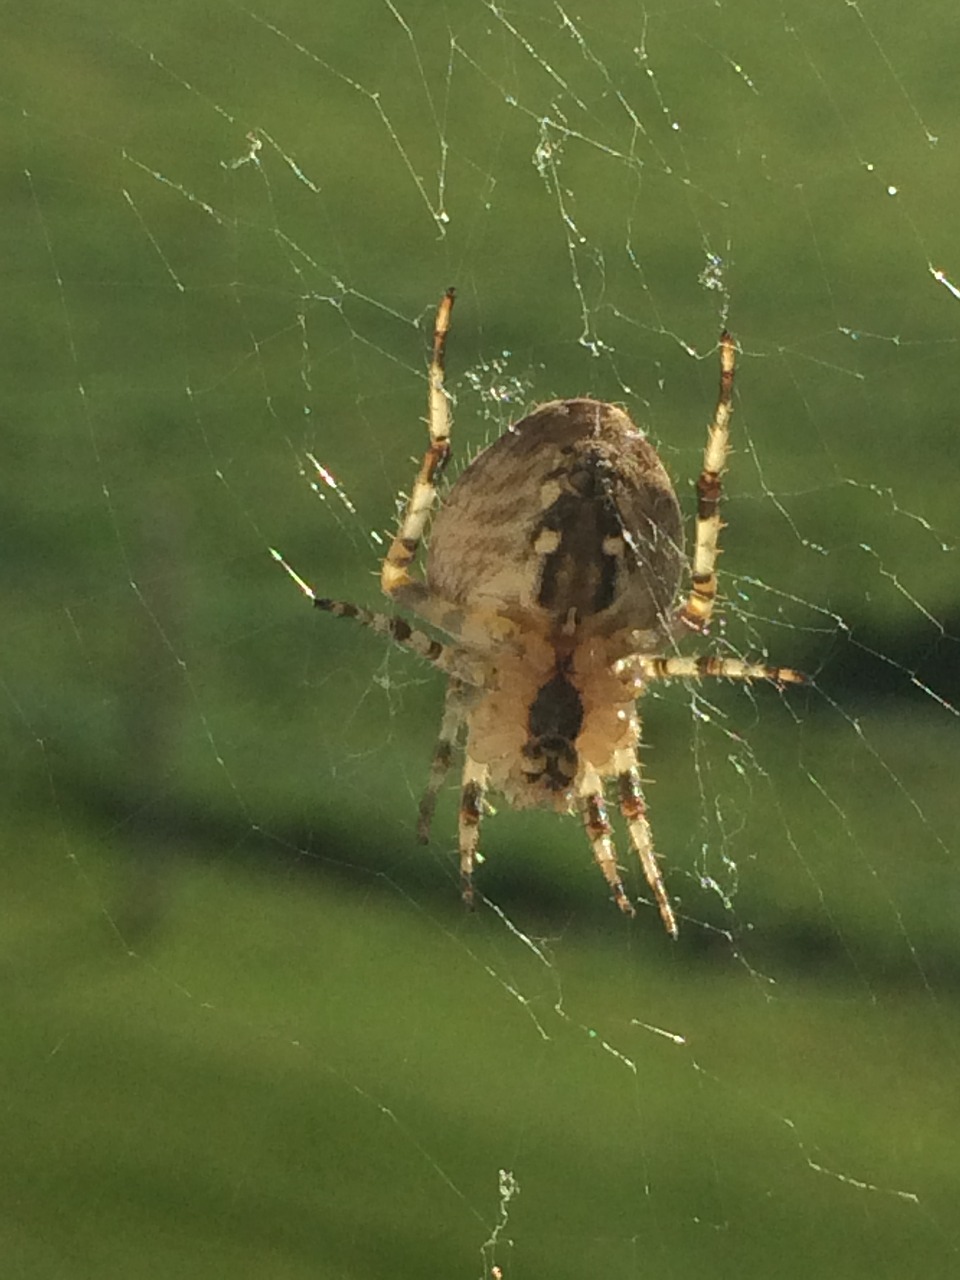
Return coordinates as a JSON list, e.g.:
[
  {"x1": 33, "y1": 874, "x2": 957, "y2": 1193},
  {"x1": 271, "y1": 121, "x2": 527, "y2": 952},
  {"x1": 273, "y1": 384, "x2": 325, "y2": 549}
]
[
  {"x1": 614, "y1": 745, "x2": 678, "y2": 938},
  {"x1": 676, "y1": 331, "x2": 735, "y2": 633},
  {"x1": 417, "y1": 678, "x2": 468, "y2": 843},
  {"x1": 578, "y1": 754, "x2": 679, "y2": 936},
  {"x1": 578, "y1": 767, "x2": 635, "y2": 918},
  {"x1": 458, "y1": 756, "x2": 489, "y2": 909},
  {"x1": 269, "y1": 550, "x2": 458, "y2": 671},
  {"x1": 380, "y1": 288, "x2": 456, "y2": 611},
  {"x1": 628, "y1": 654, "x2": 805, "y2": 688}
]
